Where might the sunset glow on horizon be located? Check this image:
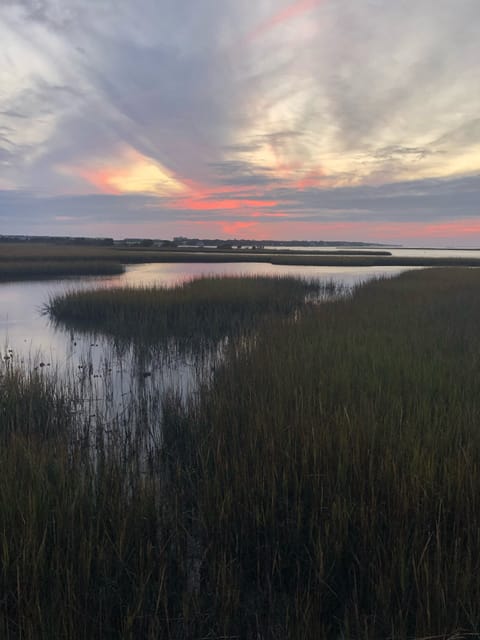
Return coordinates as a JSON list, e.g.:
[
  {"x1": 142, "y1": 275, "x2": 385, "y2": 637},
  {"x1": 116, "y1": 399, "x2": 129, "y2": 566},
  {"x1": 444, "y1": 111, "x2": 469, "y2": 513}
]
[{"x1": 1, "y1": 0, "x2": 479, "y2": 246}]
